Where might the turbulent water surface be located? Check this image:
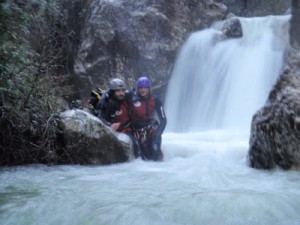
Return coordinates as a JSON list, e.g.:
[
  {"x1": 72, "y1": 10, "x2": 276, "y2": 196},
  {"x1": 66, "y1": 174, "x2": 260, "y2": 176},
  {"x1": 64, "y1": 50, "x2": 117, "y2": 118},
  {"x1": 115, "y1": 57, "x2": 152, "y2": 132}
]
[
  {"x1": 1, "y1": 132, "x2": 300, "y2": 225},
  {"x1": 1, "y1": 15, "x2": 300, "y2": 225}
]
